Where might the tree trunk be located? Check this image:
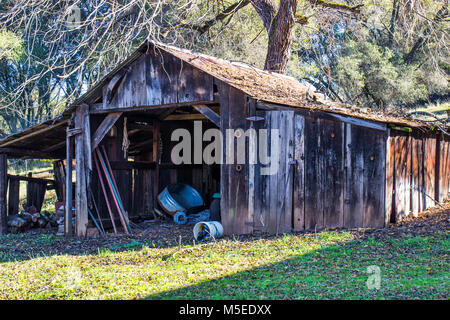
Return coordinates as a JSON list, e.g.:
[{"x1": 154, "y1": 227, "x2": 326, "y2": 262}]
[
  {"x1": 264, "y1": 0, "x2": 298, "y2": 73},
  {"x1": 250, "y1": 0, "x2": 298, "y2": 73}
]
